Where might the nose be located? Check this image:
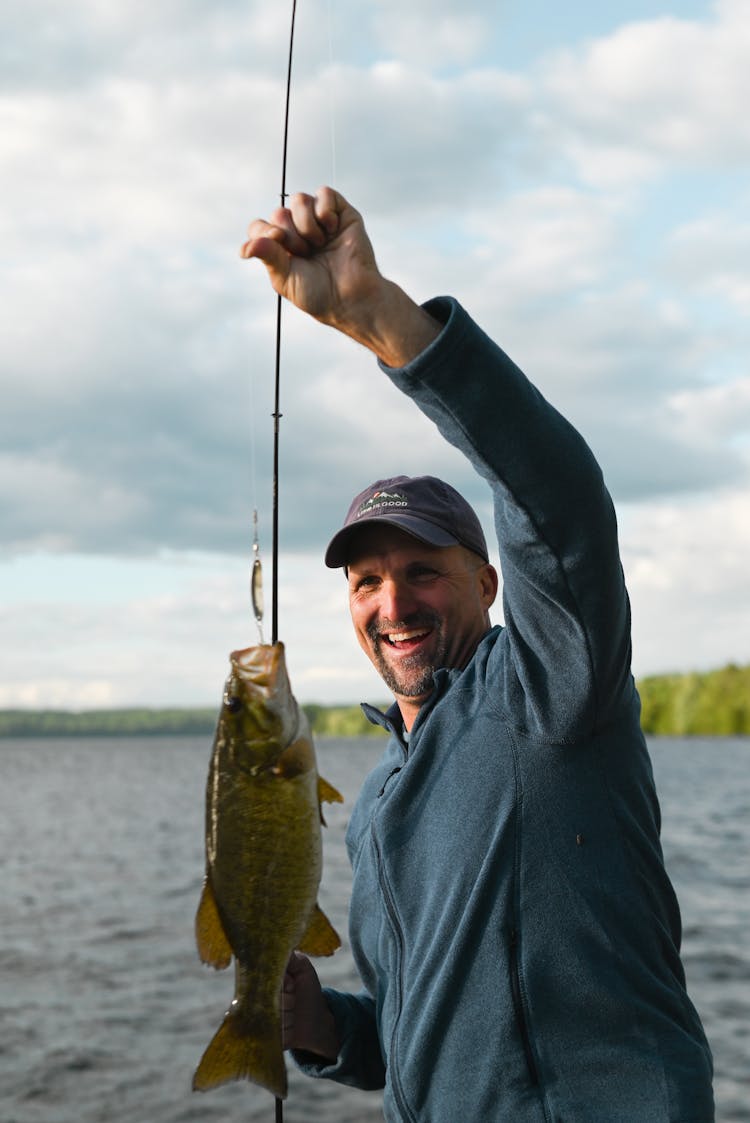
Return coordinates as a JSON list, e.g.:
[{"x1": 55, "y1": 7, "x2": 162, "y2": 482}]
[{"x1": 378, "y1": 578, "x2": 418, "y2": 623}]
